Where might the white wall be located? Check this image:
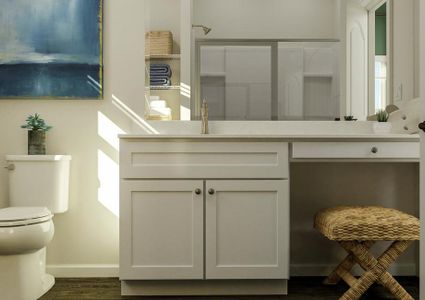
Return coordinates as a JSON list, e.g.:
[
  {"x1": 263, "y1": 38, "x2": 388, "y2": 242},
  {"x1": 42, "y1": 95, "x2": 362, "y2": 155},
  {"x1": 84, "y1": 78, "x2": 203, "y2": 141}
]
[
  {"x1": 346, "y1": 0, "x2": 368, "y2": 119},
  {"x1": 180, "y1": 0, "x2": 192, "y2": 120},
  {"x1": 194, "y1": 0, "x2": 339, "y2": 39},
  {"x1": 393, "y1": 0, "x2": 418, "y2": 104},
  {"x1": 413, "y1": 0, "x2": 420, "y2": 98},
  {"x1": 0, "y1": 0, "x2": 146, "y2": 276},
  {"x1": 145, "y1": 0, "x2": 181, "y2": 53}
]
